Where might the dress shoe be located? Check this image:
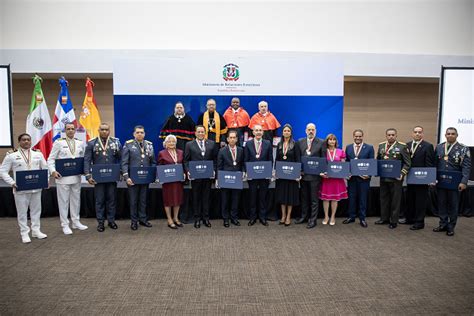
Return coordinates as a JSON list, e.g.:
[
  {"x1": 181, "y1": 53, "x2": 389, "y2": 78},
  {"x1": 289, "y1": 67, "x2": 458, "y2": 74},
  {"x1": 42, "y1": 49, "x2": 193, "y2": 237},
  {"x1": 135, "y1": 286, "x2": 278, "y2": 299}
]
[
  {"x1": 374, "y1": 219, "x2": 389, "y2": 225},
  {"x1": 97, "y1": 223, "x2": 105, "y2": 232},
  {"x1": 248, "y1": 219, "x2": 257, "y2": 226},
  {"x1": 63, "y1": 226, "x2": 73, "y2": 235},
  {"x1": 342, "y1": 218, "x2": 355, "y2": 224},
  {"x1": 433, "y1": 226, "x2": 447, "y2": 232},
  {"x1": 21, "y1": 234, "x2": 31, "y2": 244},
  {"x1": 259, "y1": 219, "x2": 269, "y2": 226},
  {"x1": 284, "y1": 221, "x2": 291, "y2": 227},
  {"x1": 388, "y1": 223, "x2": 397, "y2": 229},
  {"x1": 194, "y1": 221, "x2": 201, "y2": 229},
  {"x1": 278, "y1": 220, "x2": 285, "y2": 225},
  {"x1": 223, "y1": 220, "x2": 230, "y2": 228},
  {"x1": 32, "y1": 230, "x2": 47, "y2": 239},
  {"x1": 231, "y1": 219, "x2": 241, "y2": 226},
  {"x1": 329, "y1": 218, "x2": 336, "y2": 226},
  {"x1": 168, "y1": 223, "x2": 178, "y2": 230},
  {"x1": 108, "y1": 222, "x2": 118, "y2": 230},
  {"x1": 360, "y1": 220, "x2": 368, "y2": 228},
  {"x1": 322, "y1": 217, "x2": 329, "y2": 225},
  {"x1": 306, "y1": 221, "x2": 316, "y2": 229},
  {"x1": 203, "y1": 220, "x2": 212, "y2": 228},
  {"x1": 139, "y1": 221, "x2": 152, "y2": 228},
  {"x1": 174, "y1": 221, "x2": 184, "y2": 228},
  {"x1": 410, "y1": 225, "x2": 424, "y2": 231},
  {"x1": 131, "y1": 222, "x2": 138, "y2": 230},
  {"x1": 294, "y1": 218, "x2": 306, "y2": 224},
  {"x1": 72, "y1": 222, "x2": 88, "y2": 230},
  {"x1": 446, "y1": 231, "x2": 455, "y2": 236}
]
